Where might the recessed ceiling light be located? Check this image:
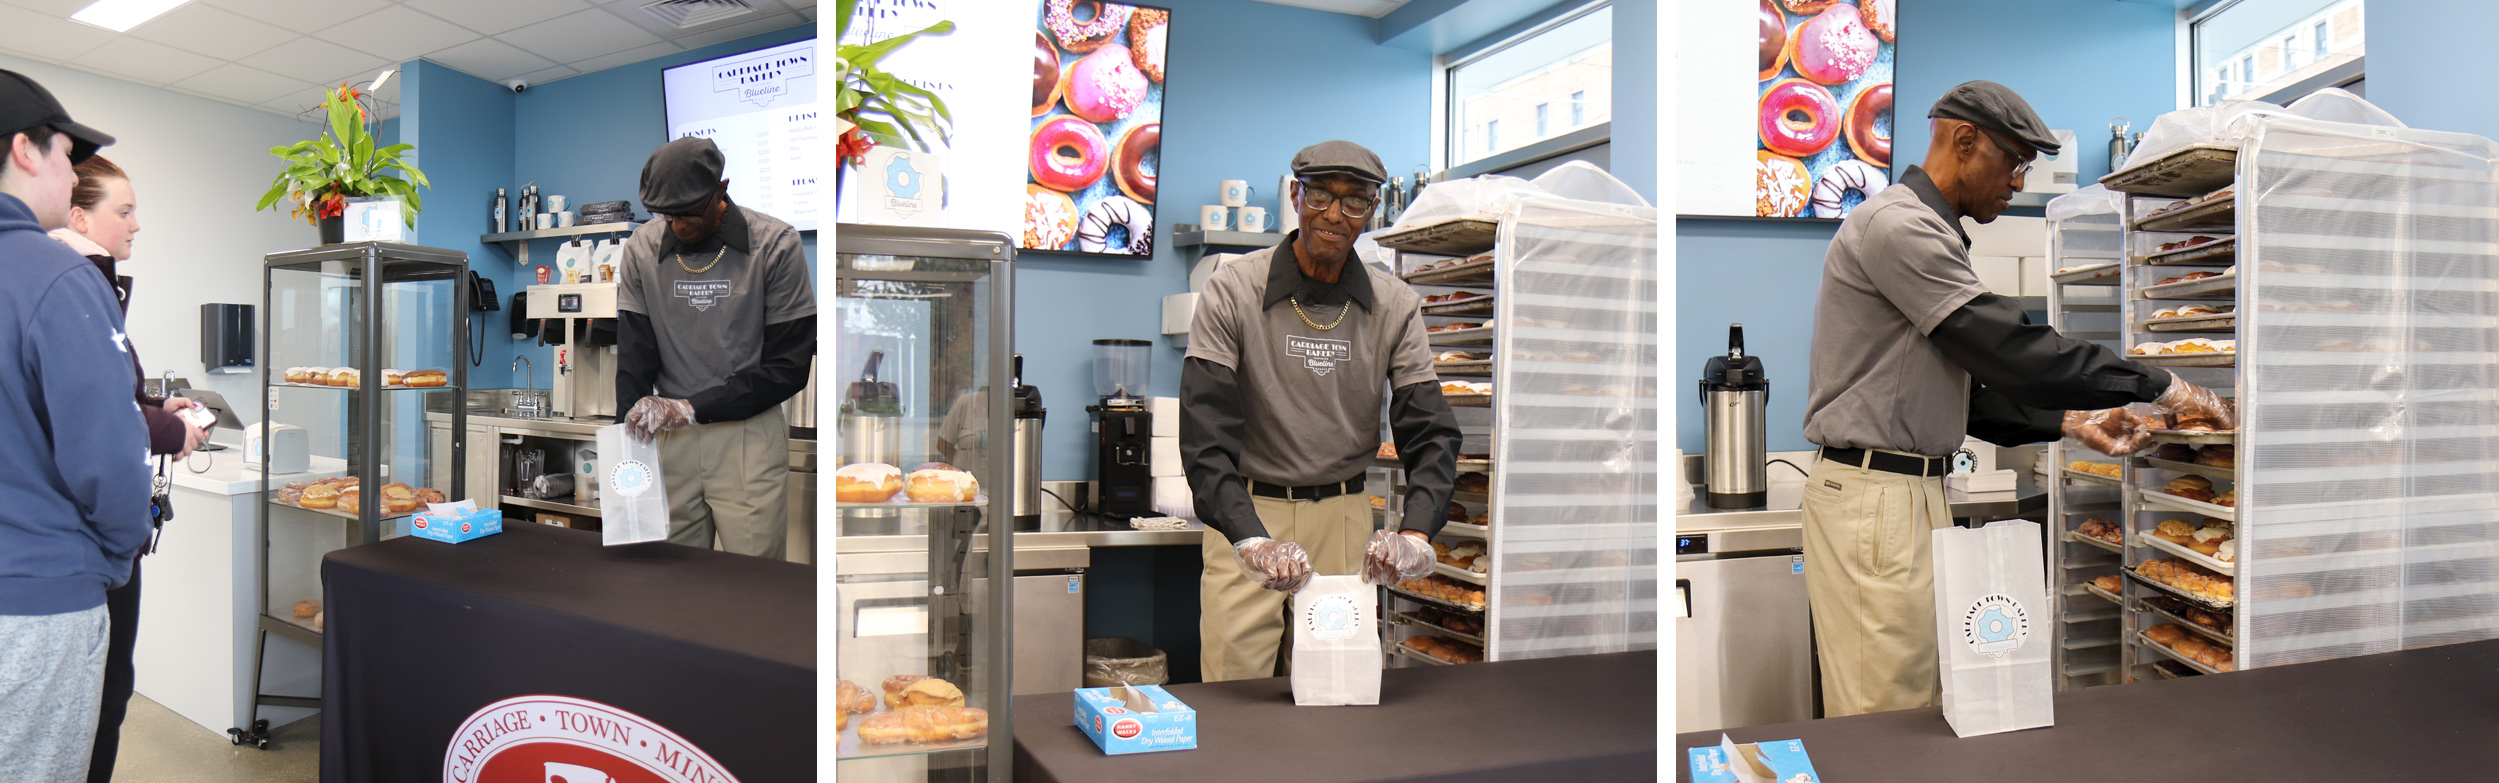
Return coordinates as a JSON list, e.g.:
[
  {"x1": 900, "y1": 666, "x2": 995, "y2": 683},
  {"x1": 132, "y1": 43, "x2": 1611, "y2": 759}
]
[{"x1": 69, "y1": 0, "x2": 192, "y2": 33}]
